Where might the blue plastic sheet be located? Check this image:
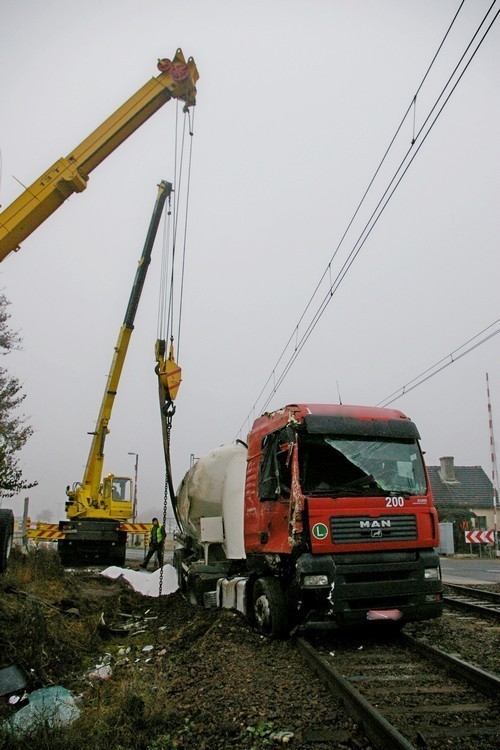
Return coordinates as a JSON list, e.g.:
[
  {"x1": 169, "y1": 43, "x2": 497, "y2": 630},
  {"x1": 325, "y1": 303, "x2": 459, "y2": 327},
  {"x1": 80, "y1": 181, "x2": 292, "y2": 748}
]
[{"x1": 4, "y1": 686, "x2": 80, "y2": 734}]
